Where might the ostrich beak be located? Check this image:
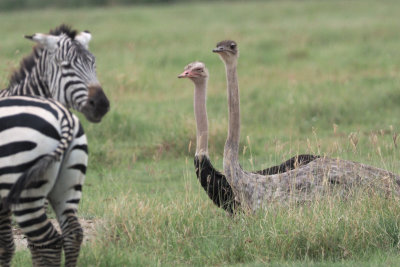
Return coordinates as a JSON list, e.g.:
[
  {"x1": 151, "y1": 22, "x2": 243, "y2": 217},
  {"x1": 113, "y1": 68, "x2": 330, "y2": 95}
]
[
  {"x1": 212, "y1": 46, "x2": 224, "y2": 53},
  {"x1": 178, "y1": 70, "x2": 190, "y2": 78}
]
